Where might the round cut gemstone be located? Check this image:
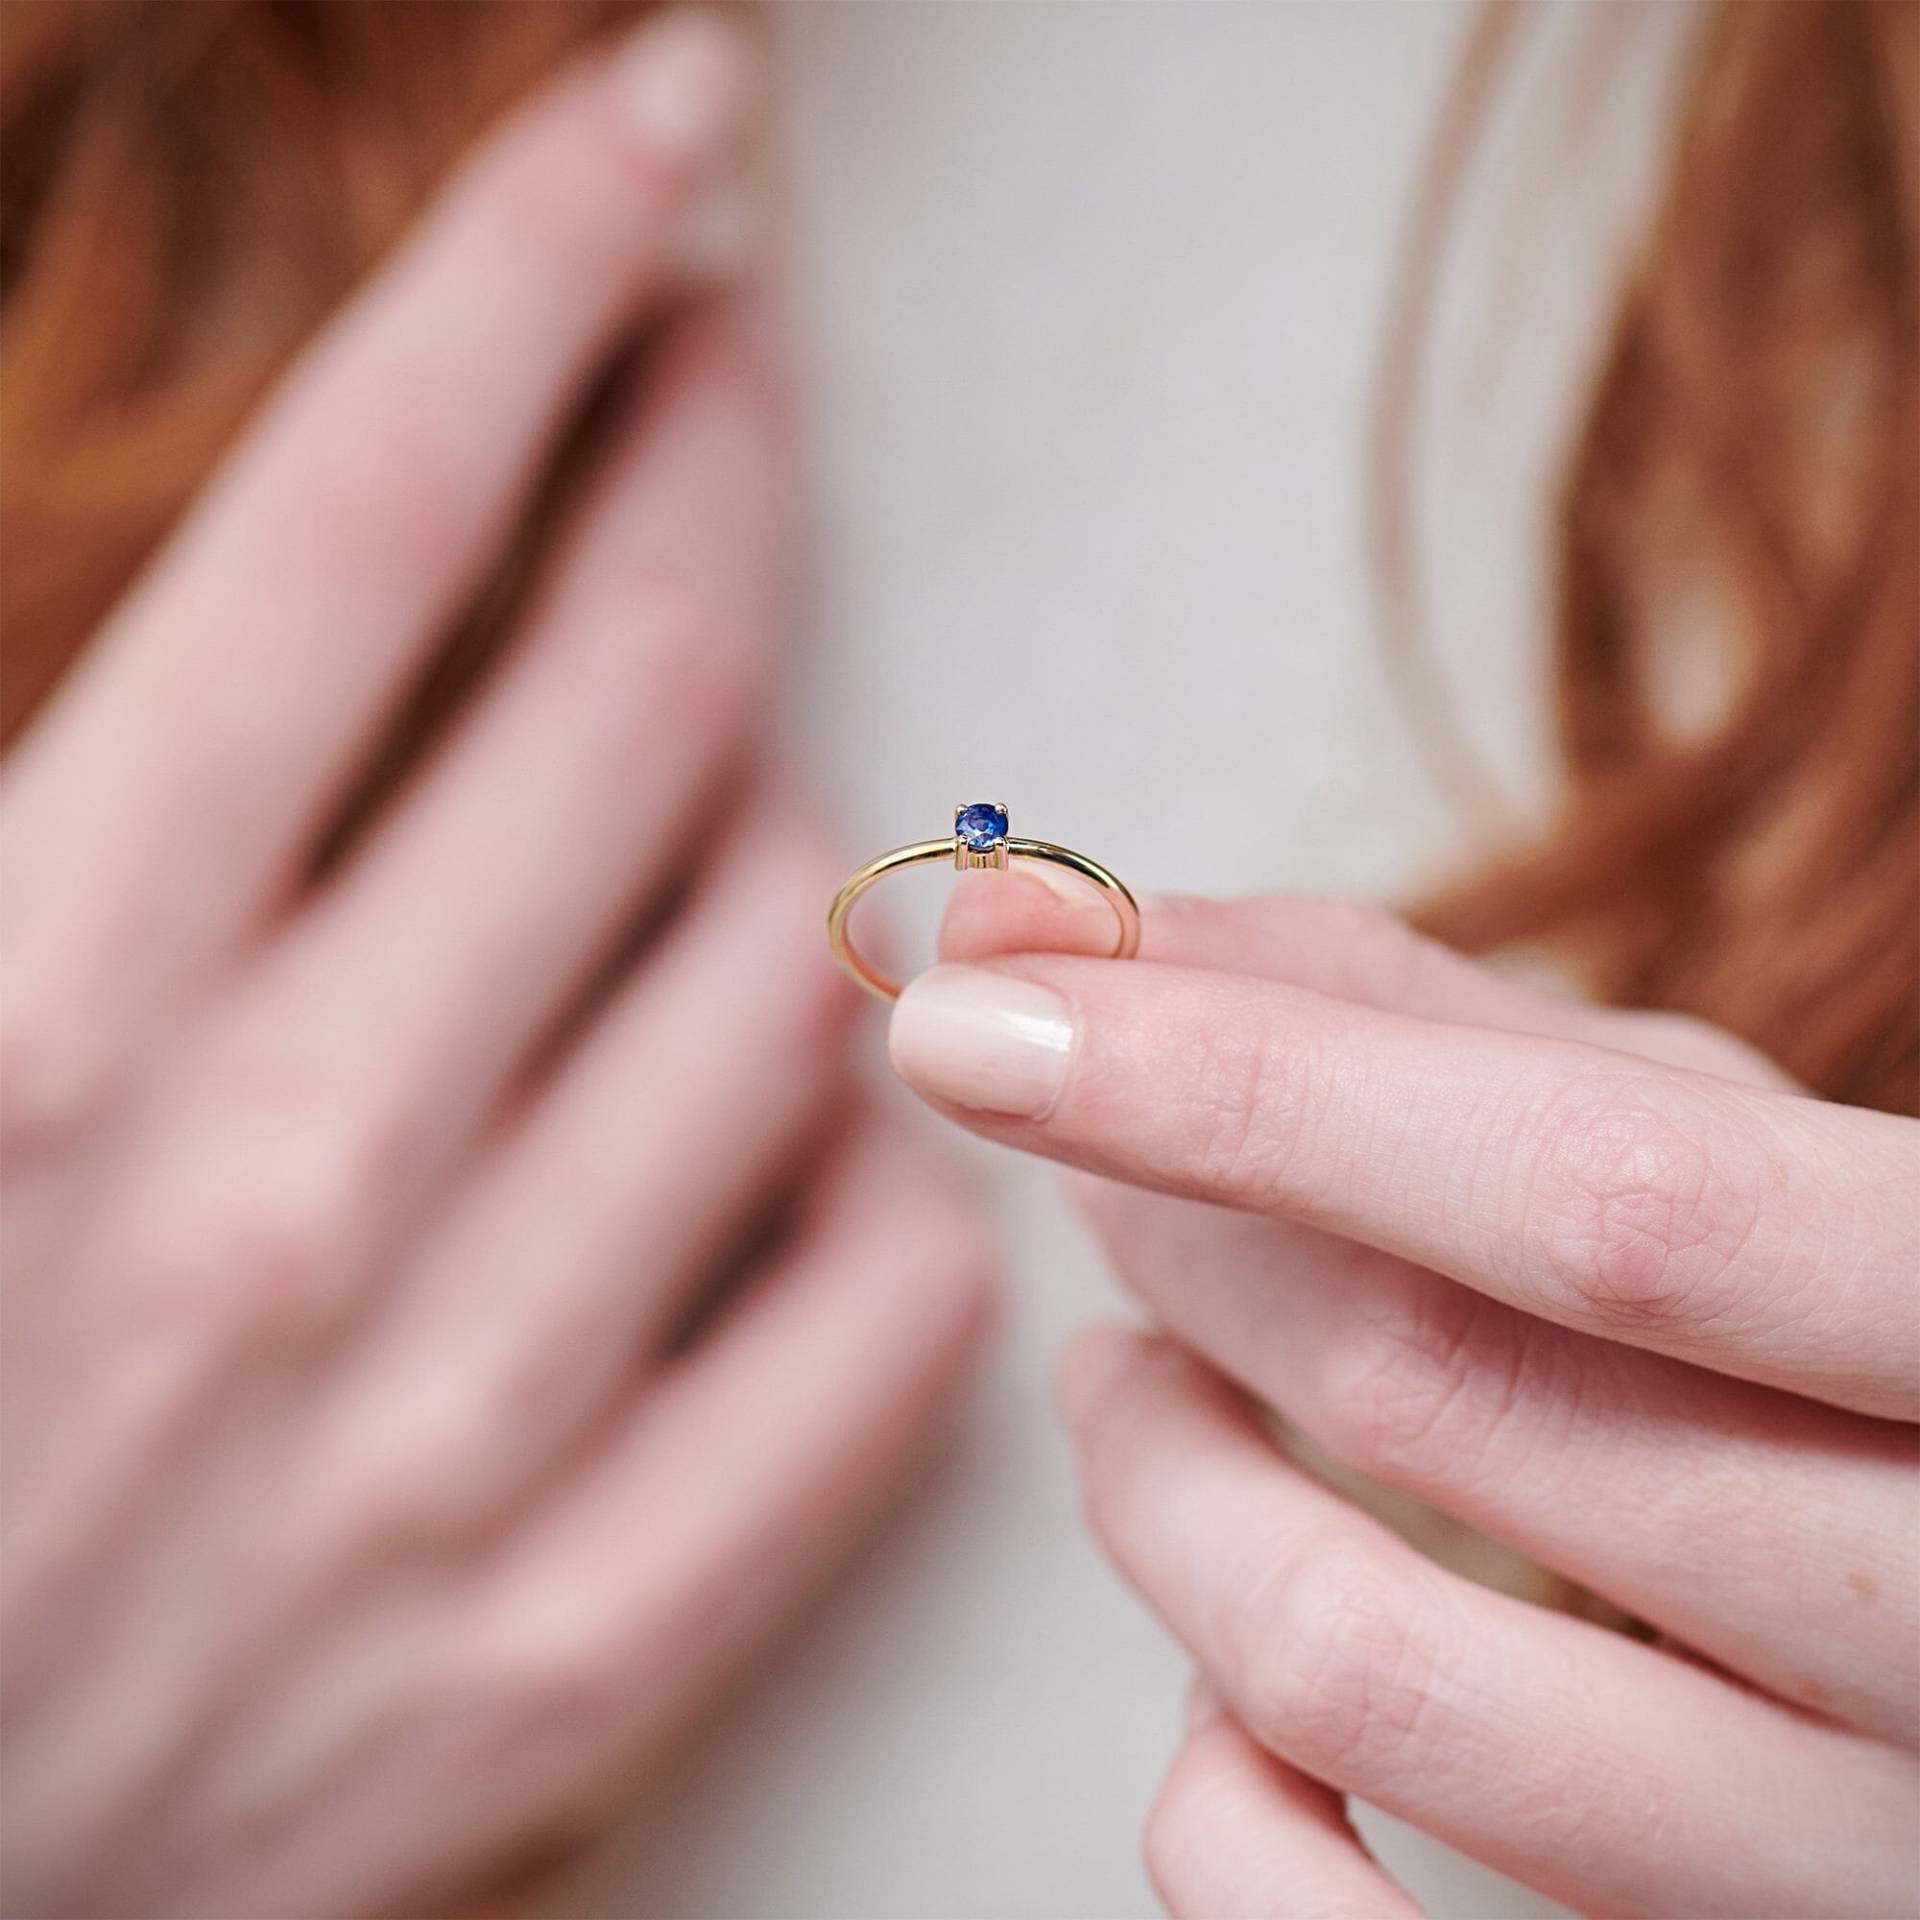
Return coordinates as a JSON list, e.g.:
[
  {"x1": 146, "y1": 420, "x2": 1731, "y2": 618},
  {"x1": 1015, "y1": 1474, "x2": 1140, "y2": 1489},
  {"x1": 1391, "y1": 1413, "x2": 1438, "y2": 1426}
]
[{"x1": 955, "y1": 802, "x2": 1009, "y2": 851}]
